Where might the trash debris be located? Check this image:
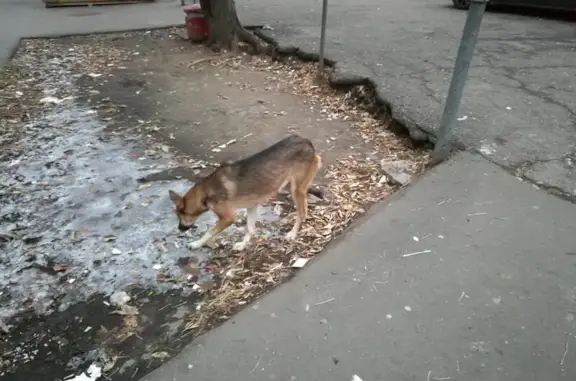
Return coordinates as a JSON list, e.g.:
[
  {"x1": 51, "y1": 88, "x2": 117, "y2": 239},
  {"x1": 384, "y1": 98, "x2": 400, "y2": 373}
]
[
  {"x1": 39, "y1": 96, "x2": 63, "y2": 104},
  {"x1": 0, "y1": 318, "x2": 10, "y2": 333},
  {"x1": 67, "y1": 363, "x2": 102, "y2": 381},
  {"x1": 111, "y1": 248, "x2": 122, "y2": 255},
  {"x1": 291, "y1": 257, "x2": 310, "y2": 268},
  {"x1": 457, "y1": 115, "x2": 468, "y2": 121},
  {"x1": 152, "y1": 264, "x2": 163, "y2": 270},
  {"x1": 404, "y1": 305, "x2": 412, "y2": 312},
  {"x1": 351, "y1": 375, "x2": 363, "y2": 381},
  {"x1": 412, "y1": 236, "x2": 419, "y2": 242},
  {"x1": 109, "y1": 291, "x2": 139, "y2": 316},
  {"x1": 150, "y1": 351, "x2": 170, "y2": 360}
]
